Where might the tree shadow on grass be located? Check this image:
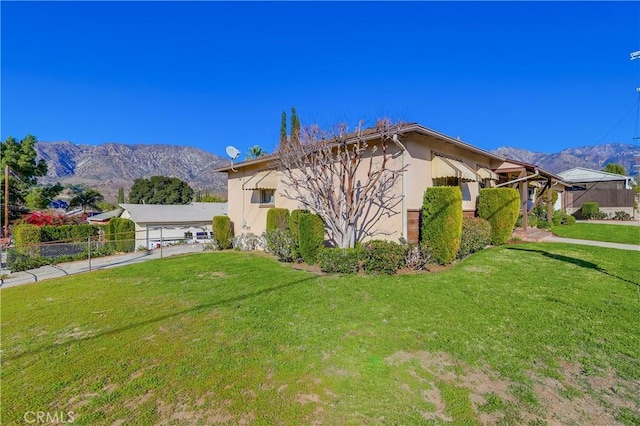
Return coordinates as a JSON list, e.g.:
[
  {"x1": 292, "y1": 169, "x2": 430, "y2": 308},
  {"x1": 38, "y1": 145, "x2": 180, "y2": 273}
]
[
  {"x1": 507, "y1": 247, "x2": 638, "y2": 288},
  {"x1": 6, "y1": 275, "x2": 318, "y2": 361}
]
